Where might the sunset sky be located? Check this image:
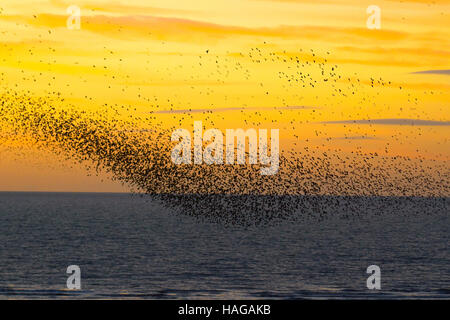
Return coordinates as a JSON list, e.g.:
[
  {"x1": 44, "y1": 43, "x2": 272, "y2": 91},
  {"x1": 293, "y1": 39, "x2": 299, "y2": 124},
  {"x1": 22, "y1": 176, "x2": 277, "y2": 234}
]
[{"x1": 0, "y1": 0, "x2": 448, "y2": 192}]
